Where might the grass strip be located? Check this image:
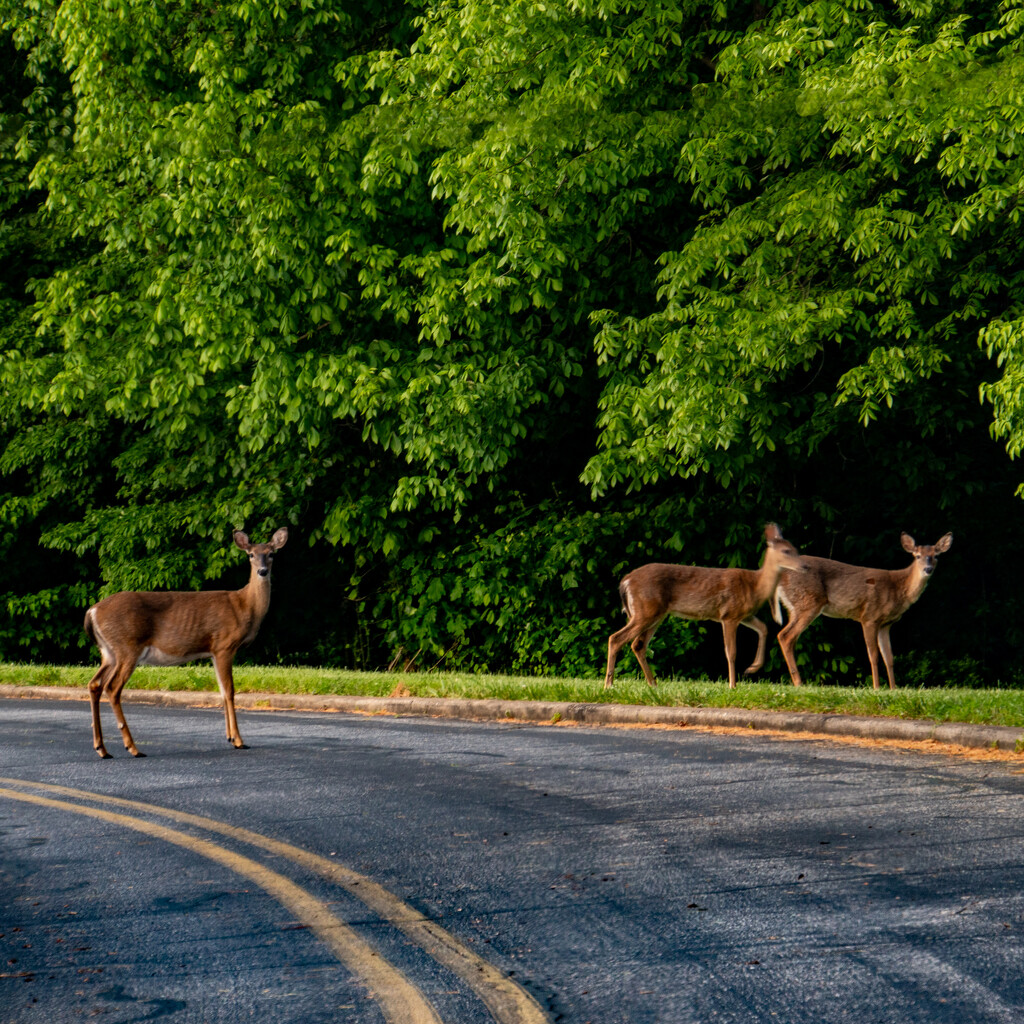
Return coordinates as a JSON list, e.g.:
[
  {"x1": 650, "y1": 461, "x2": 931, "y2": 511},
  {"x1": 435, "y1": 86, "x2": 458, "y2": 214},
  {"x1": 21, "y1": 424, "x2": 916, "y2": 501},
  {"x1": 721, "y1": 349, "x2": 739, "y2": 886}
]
[{"x1": 3, "y1": 663, "x2": 1024, "y2": 729}]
